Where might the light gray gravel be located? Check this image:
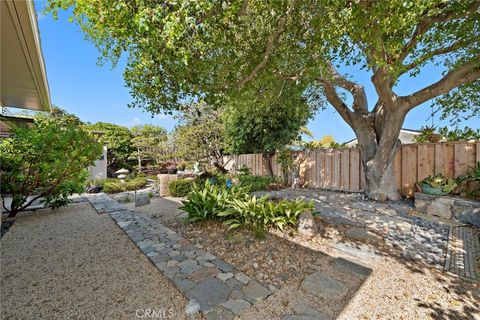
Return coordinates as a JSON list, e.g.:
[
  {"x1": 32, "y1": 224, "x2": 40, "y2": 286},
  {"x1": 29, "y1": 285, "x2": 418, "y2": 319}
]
[{"x1": 0, "y1": 202, "x2": 188, "y2": 319}]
